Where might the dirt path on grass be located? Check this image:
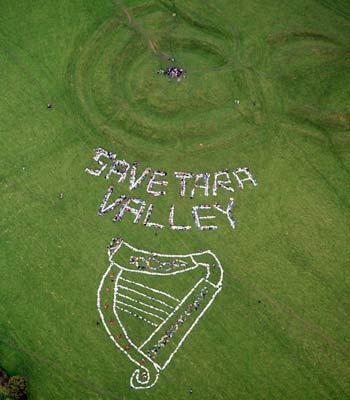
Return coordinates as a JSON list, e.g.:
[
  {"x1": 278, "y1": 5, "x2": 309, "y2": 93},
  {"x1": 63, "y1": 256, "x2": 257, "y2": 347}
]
[{"x1": 114, "y1": 0, "x2": 171, "y2": 62}]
